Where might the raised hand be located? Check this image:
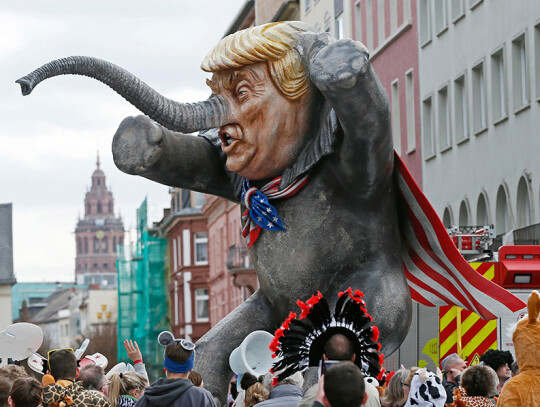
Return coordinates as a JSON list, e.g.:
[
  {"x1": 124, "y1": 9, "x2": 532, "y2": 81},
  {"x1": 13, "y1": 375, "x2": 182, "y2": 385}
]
[{"x1": 123, "y1": 339, "x2": 142, "y2": 362}]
